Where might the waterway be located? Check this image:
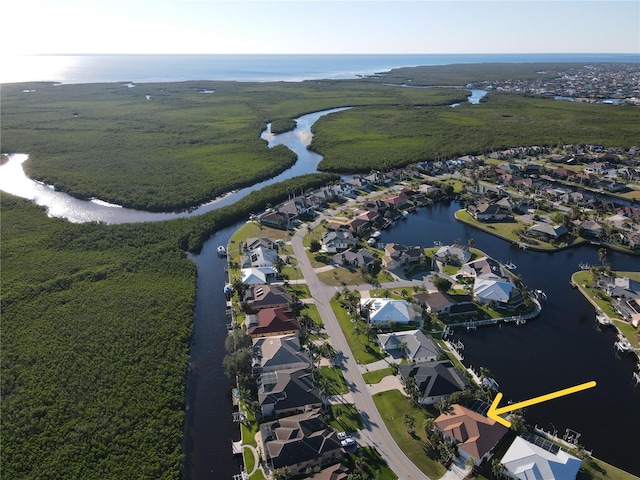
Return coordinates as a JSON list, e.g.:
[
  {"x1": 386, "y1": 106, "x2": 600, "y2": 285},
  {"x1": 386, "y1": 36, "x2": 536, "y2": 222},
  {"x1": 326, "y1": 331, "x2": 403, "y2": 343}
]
[{"x1": 382, "y1": 202, "x2": 640, "y2": 476}]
